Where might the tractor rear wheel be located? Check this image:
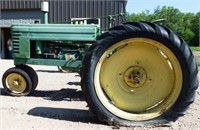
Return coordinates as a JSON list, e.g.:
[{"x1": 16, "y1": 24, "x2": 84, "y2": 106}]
[
  {"x1": 81, "y1": 22, "x2": 199, "y2": 126},
  {"x1": 2, "y1": 68, "x2": 32, "y2": 96},
  {"x1": 57, "y1": 66, "x2": 71, "y2": 73}
]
